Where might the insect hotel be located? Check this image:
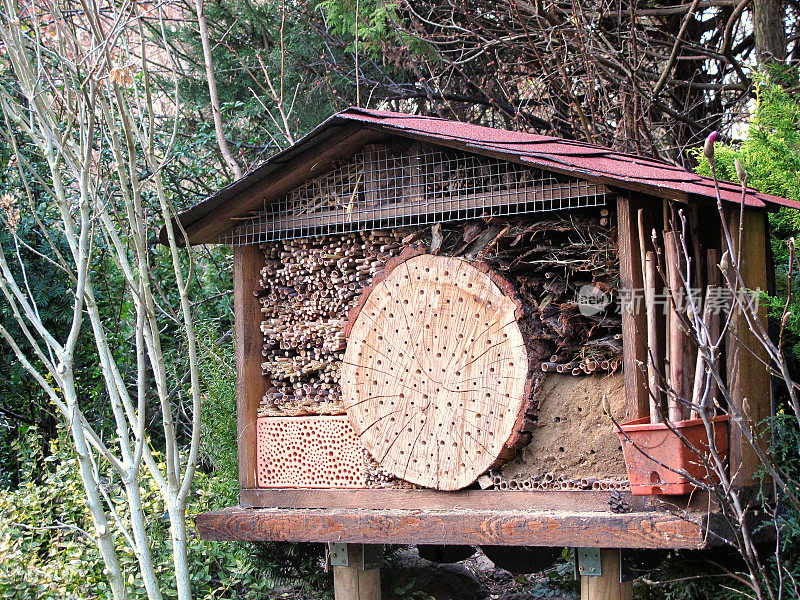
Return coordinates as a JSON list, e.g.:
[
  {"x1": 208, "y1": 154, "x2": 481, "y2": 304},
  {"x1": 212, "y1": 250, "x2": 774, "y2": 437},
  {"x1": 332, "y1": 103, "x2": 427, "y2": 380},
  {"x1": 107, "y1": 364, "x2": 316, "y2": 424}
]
[{"x1": 175, "y1": 109, "x2": 797, "y2": 600}]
